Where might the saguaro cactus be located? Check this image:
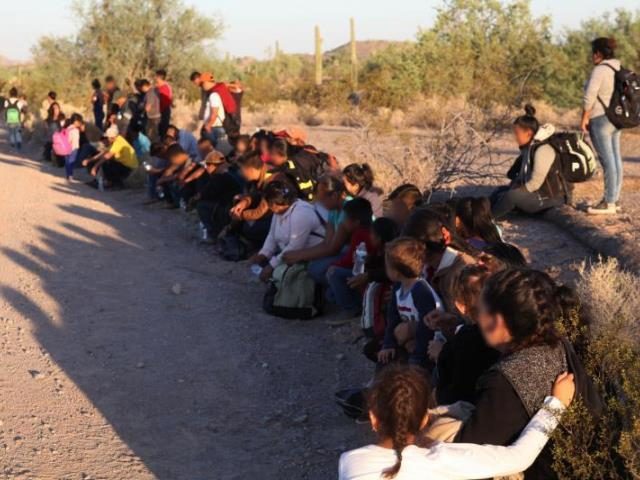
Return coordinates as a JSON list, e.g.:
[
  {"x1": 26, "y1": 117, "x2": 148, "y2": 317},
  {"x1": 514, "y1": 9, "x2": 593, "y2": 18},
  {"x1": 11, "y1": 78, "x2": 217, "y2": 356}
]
[
  {"x1": 315, "y1": 25, "x2": 323, "y2": 86},
  {"x1": 350, "y1": 17, "x2": 358, "y2": 90}
]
